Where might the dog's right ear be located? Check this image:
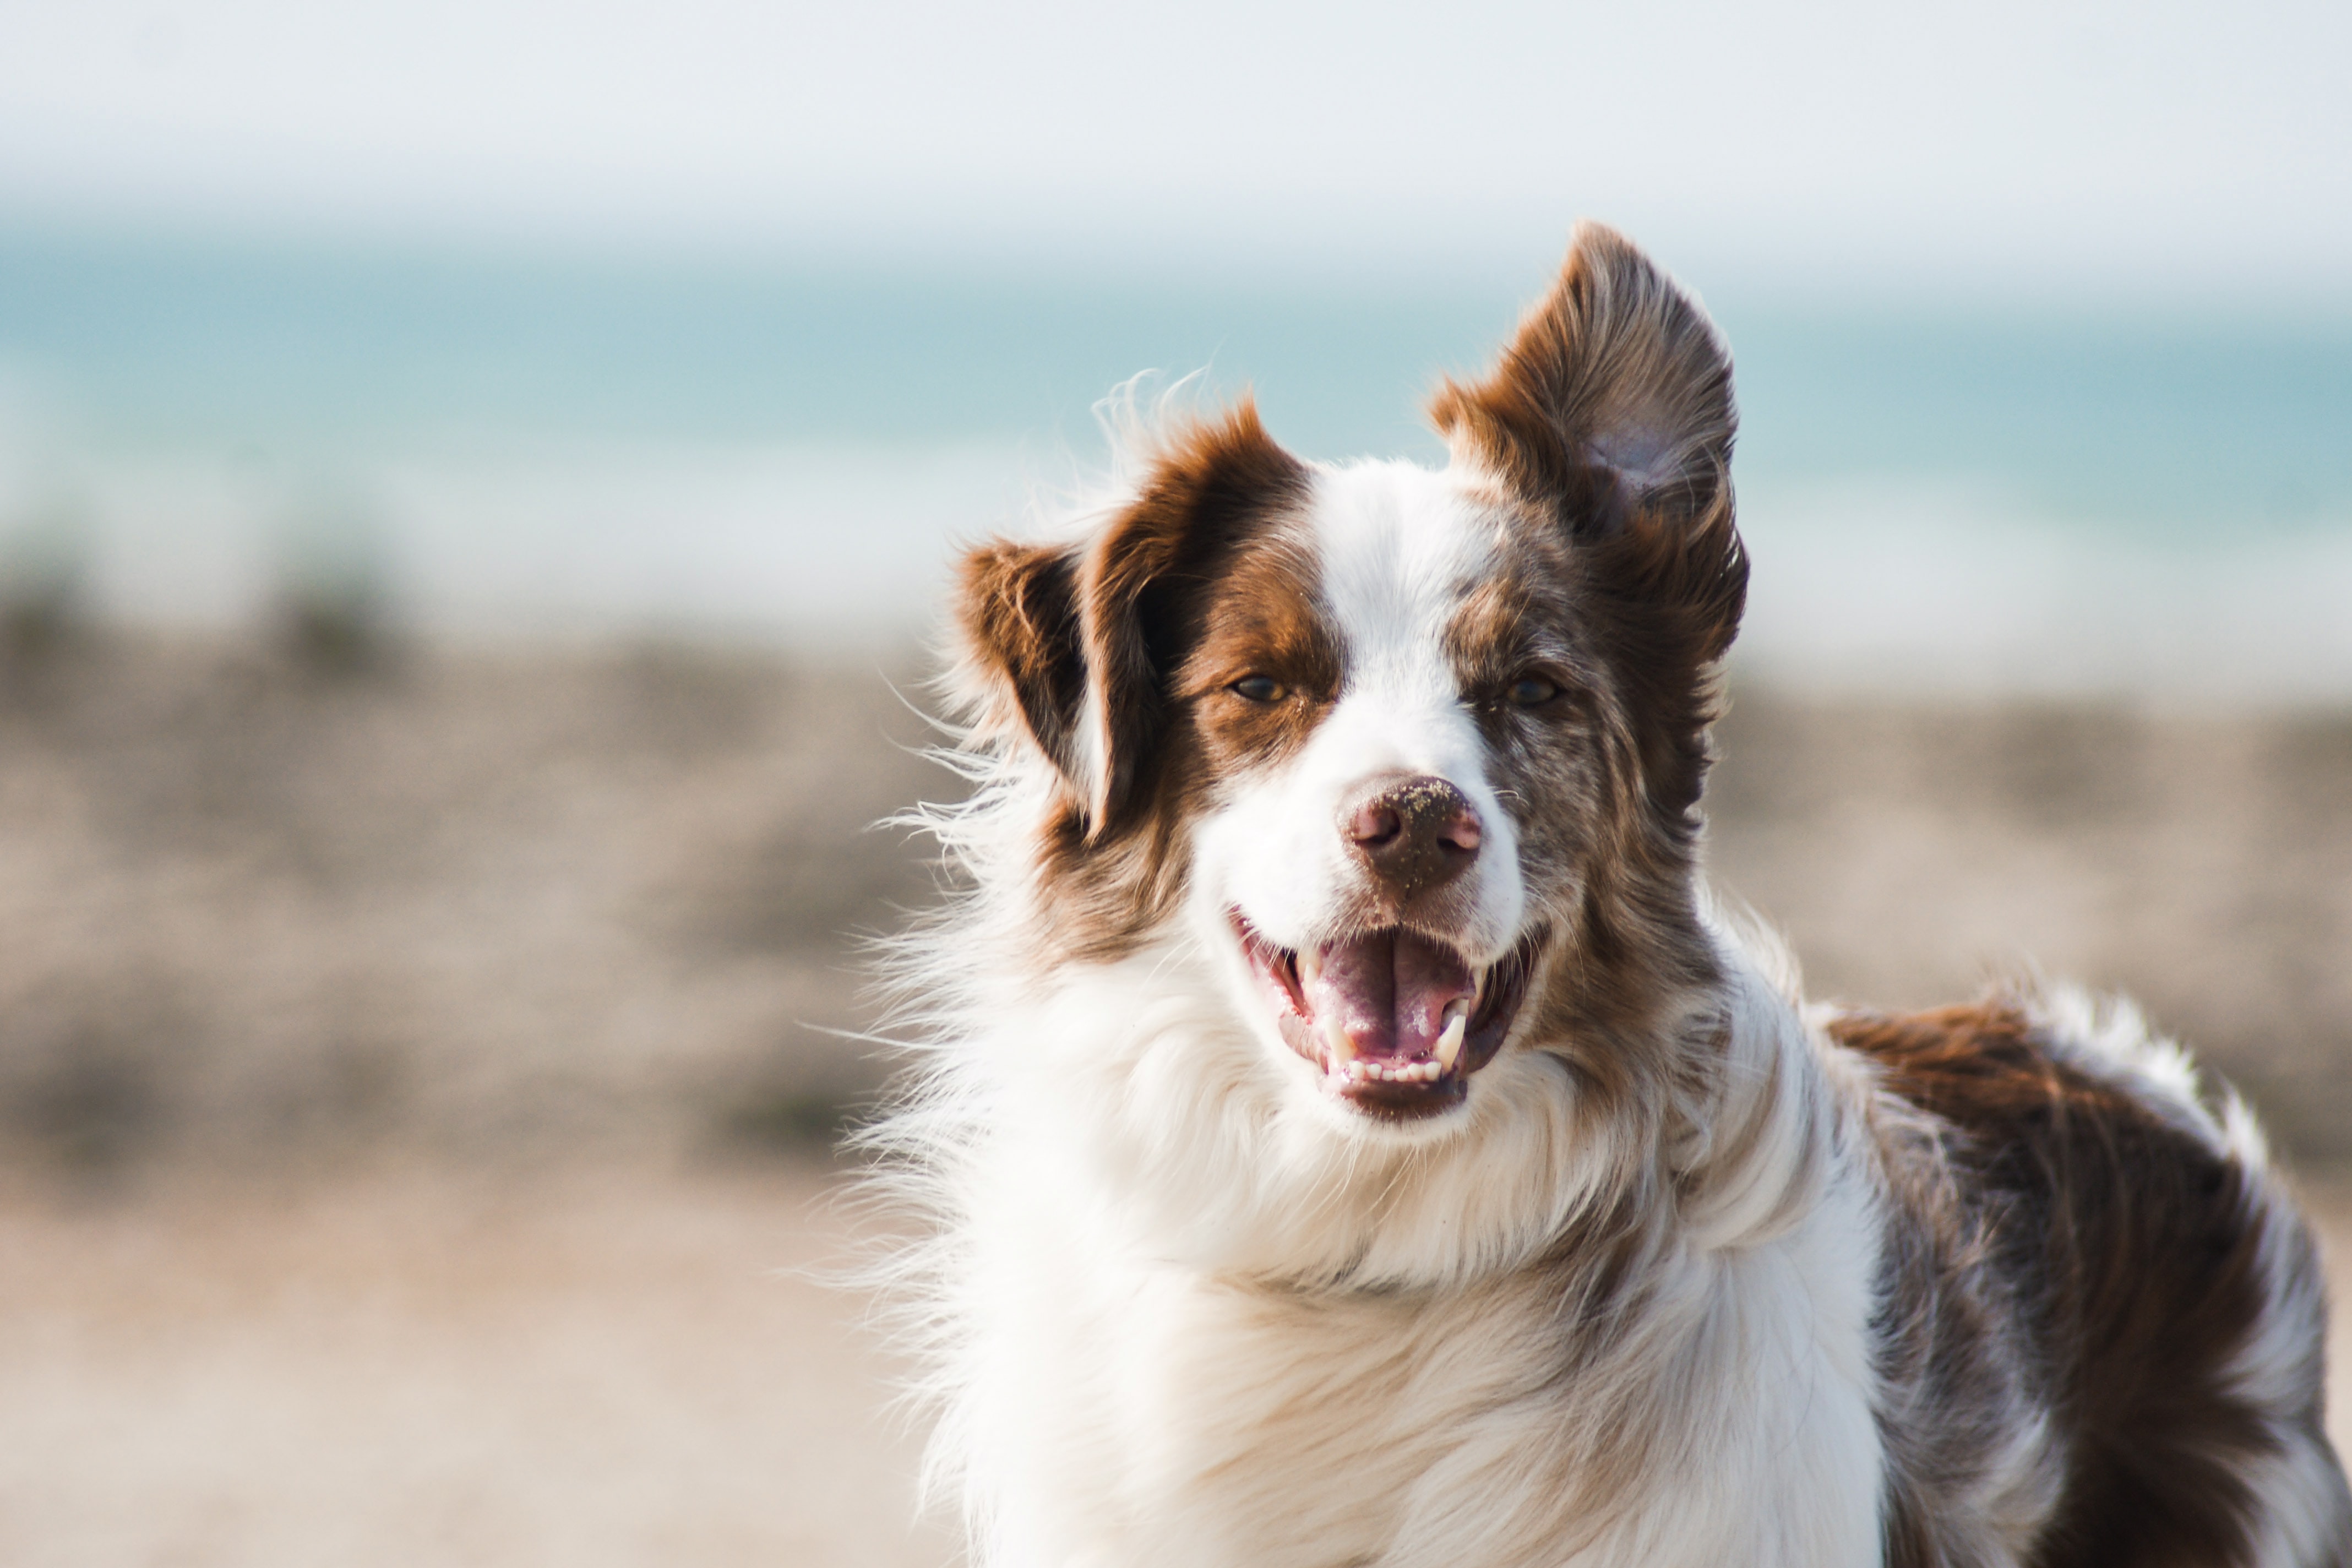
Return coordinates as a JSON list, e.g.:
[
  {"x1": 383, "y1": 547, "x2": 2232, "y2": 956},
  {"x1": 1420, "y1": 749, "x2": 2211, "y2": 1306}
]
[
  {"x1": 956, "y1": 401, "x2": 1308, "y2": 837},
  {"x1": 955, "y1": 538, "x2": 1092, "y2": 788}
]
